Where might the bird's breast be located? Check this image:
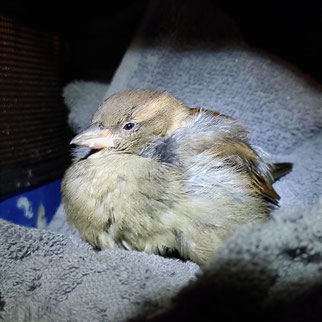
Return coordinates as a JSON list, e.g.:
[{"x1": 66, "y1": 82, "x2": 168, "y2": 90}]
[{"x1": 62, "y1": 151, "x2": 186, "y2": 250}]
